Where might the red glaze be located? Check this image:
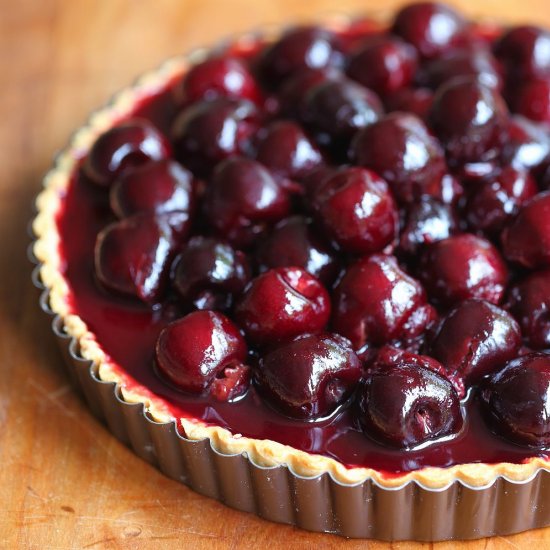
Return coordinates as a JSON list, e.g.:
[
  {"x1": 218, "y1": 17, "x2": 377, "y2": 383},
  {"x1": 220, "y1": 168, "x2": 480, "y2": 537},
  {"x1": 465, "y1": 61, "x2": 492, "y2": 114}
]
[
  {"x1": 392, "y1": 2, "x2": 467, "y2": 59},
  {"x1": 312, "y1": 167, "x2": 398, "y2": 254},
  {"x1": 352, "y1": 112, "x2": 445, "y2": 203},
  {"x1": 256, "y1": 216, "x2": 341, "y2": 286},
  {"x1": 482, "y1": 353, "x2": 550, "y2": 447},
  {"x1": 204, "y1": 157, "x2": 292, "y2": 248},
  {"x1": 502, "y1": 191, "x2": 550, "y2": 268},
  {"x1": 175, "y1": 56, "x2": 260, "y2": 105},
  {"x1": 385, "y1": 87, "x2": 433, "y2": 121},
  {"x1": 156, "y1": 310, "x2": 249, "y2": 401},
  {"x1": 110, "y1": 159, "x2": 195, "y2": 221},
  {"x1": 172, "y1": 237, "x2": 251, "y2": 312},
  {"x1": 418, "y1": 234, "x2": 508, "y2": 307},
  {"x1": 465, "y1": 166, "x2": 537, "y2": 237},
  {"x1": 430, "y1": 299, "x2": 522, "y2": 387},
  {"x1": 507, "y1": 268, "x2": 550, "y2": 349},
  {"x1": 347, "y1": 36, "x2": 418, "y2": 95},
  {"x1": 254, "y1": 120, "x2": 324, "y2": 180},
  {"x1": 235, "y1": 267, "x2": 330, "y2": 346},
  {"x1": 83, "y1": 119, "x2": 171, "y2": 187},
  {"x1": 94, "y1": 212, "x2": 183, "y2": 304},
  {"x1": 332, "y1": 254, "x2": 435, "y2": 349},
  {"x1": 429, "y1": 77, "x2": 508, "y2": 166},
  {"x1": 171, "y1": 98, "x2": 259, "y2": 177},
  {"x1": 256, "y1": 333, "x2": 362, "y2": 419}
]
